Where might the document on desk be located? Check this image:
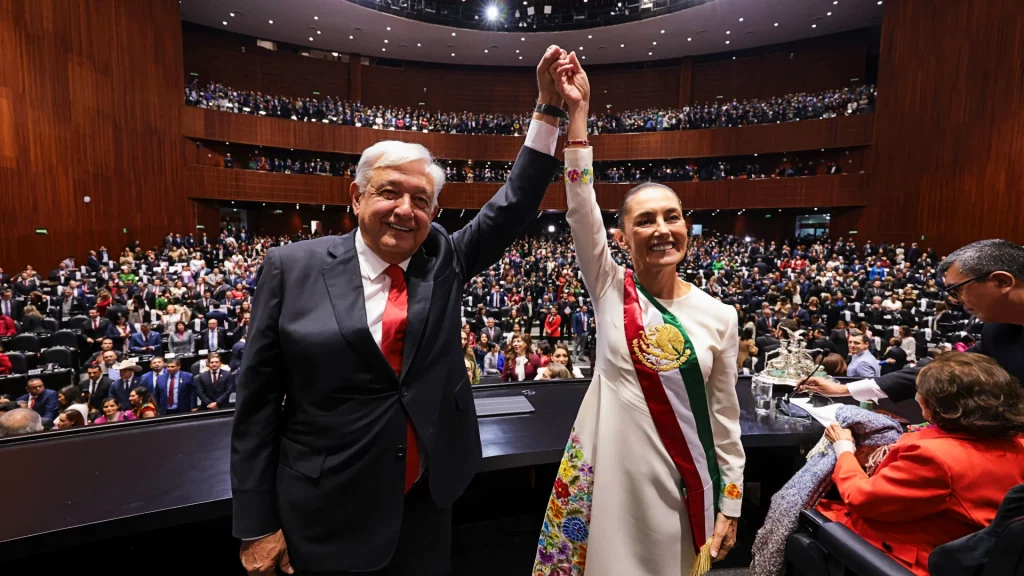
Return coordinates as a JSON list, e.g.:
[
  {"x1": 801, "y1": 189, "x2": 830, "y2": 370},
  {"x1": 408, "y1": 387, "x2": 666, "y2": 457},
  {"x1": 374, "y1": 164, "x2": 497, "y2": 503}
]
[{"x1": 790, "y1": 397, "x2": 841, "y2": 426}]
